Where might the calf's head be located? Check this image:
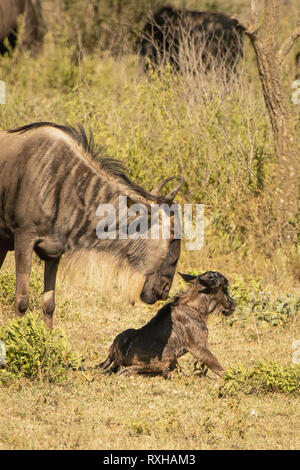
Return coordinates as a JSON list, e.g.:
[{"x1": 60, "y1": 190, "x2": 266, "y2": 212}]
[{"x1": 178, "y1": 271, "x2": 235, "y2": 317}]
